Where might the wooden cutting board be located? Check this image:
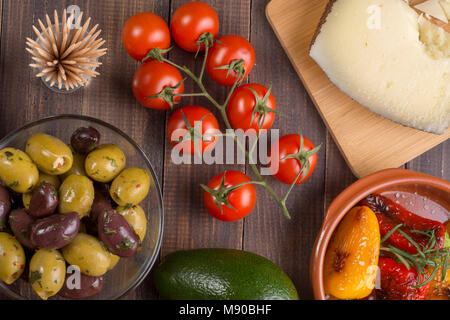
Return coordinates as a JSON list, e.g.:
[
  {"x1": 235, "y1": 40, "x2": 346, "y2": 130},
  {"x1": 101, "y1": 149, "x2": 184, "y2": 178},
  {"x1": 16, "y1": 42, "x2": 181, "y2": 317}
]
[{"x1": 266, "y1": 0, "x2": 450, "y2": 178}]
